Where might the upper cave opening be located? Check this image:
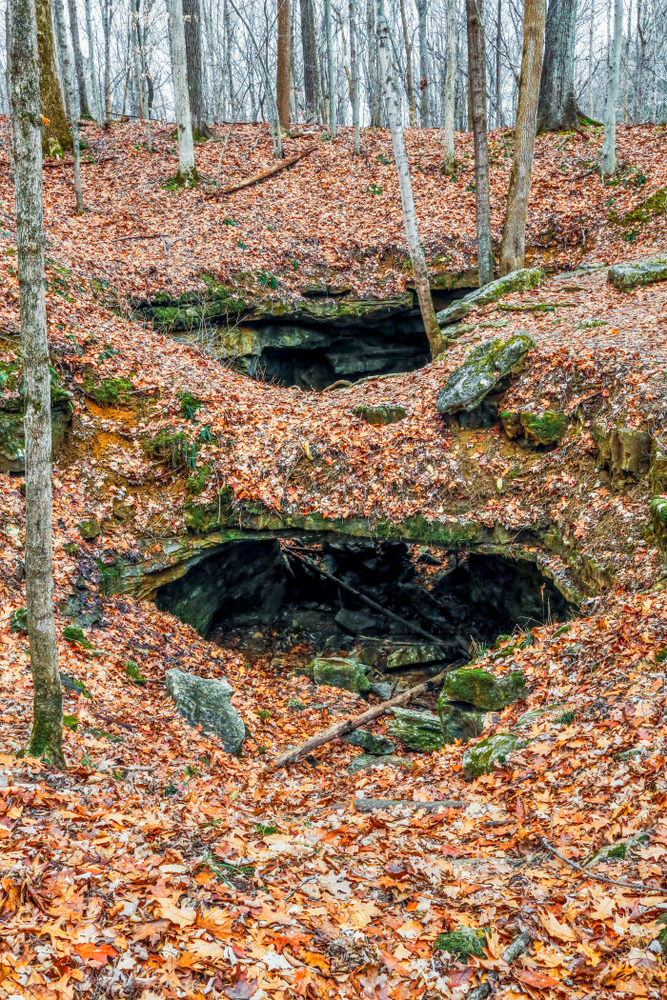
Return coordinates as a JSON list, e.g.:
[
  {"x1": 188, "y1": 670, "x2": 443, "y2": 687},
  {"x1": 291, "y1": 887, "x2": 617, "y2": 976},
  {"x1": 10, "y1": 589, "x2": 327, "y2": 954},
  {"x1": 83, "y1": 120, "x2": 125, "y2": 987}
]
[{"x1": 154, "y1": 538, "x2": 575, "y2": 673}]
